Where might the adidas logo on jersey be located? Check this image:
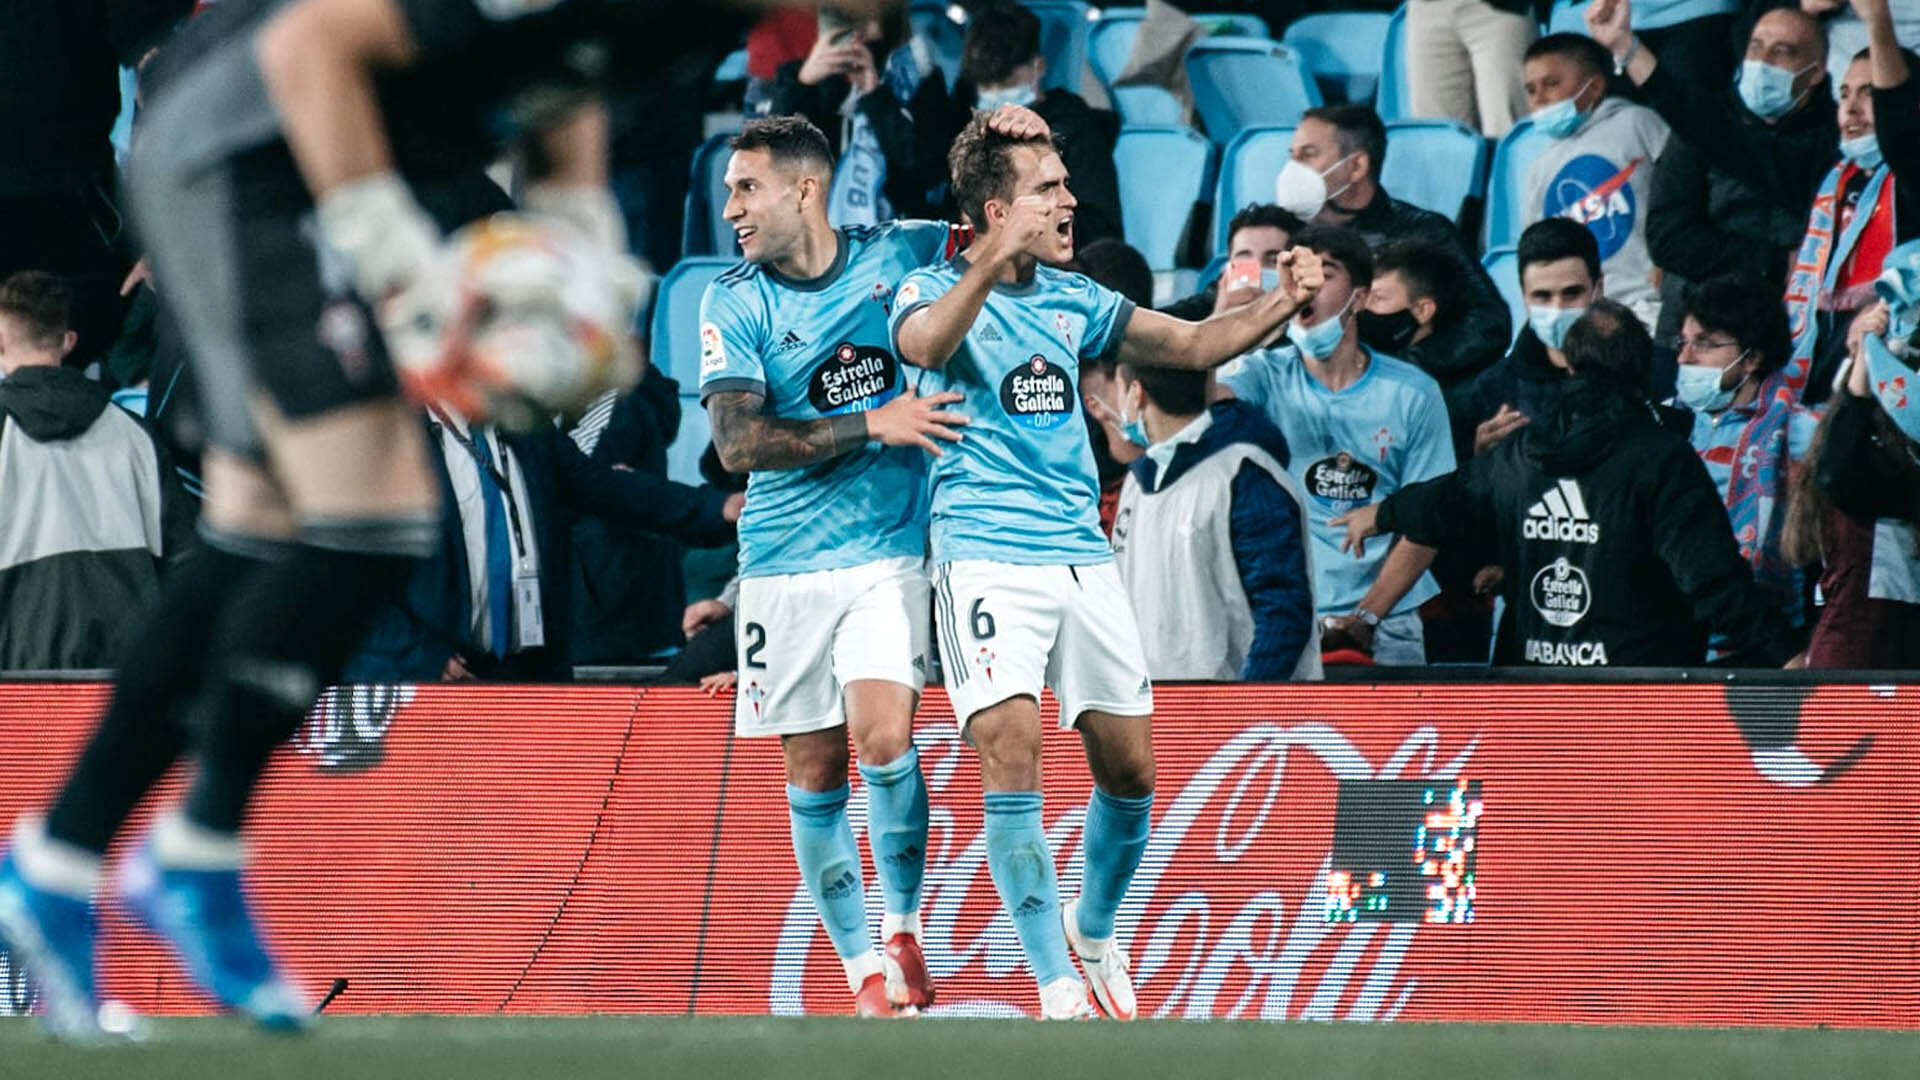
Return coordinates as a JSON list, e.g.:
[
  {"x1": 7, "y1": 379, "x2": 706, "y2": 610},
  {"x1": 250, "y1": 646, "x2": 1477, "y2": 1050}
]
[
  {"x1": 1013, "y1": 894, "x2": 1052, "y2": 917},
  {"x1": 1524, "y1": 478, "x2": 1601, "y2": 544},
  {"x1": 774, "y1": 330, "x2": 808, "y2": 354},
  {"x1": 978, "y1": 324, "x2": 1004, "y2": 343},
  {"x1": 823, "y1": 869, "x2": 860, "y2": 900}
]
